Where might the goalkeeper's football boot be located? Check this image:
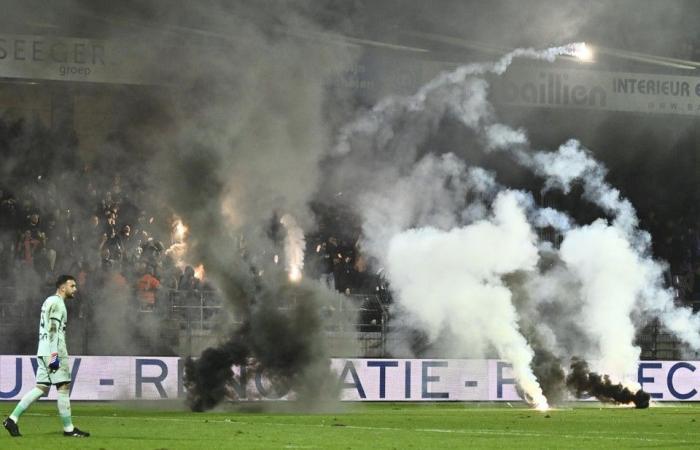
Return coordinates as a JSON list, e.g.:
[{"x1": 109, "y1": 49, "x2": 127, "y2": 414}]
[
  {"x1": 64, "y1": 427, "x2": 90, "y2": 437},
  {"x1": 3, "y1": 417, "x2": 21, "y2": 437}
]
